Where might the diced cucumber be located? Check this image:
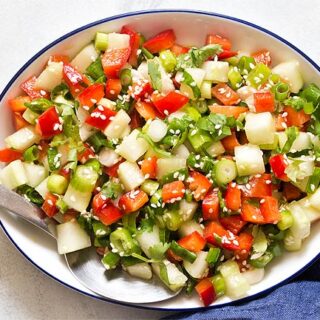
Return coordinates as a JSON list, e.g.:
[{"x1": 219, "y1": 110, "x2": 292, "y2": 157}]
[
  {"x1": 272, "y1": 60, "x2": 303, "y2": 93},
  {"x1": 22, "y1": 108, "x2": 39, "y2": 124},
  {"x1": 116, "y1": 129, "x2": 148, "y2": 162},
  {"x1": 35, "y1": 177, "x2": 49, "y2": 198},
  {"x1": 185, "y1": 68, "x2": 206, "y2": 87},
  {"x1": 252, "y1": 226, "x2": 268, "y2": 256},
  {"x1": 277, "y1": 132, "x2": 311, "y2": 152},
  {"x1": 156, "y1": 158, "x2": 186, "y2": 179},
  {"x1": 71, "y1": 165, "x2": 98, "y2": 193},
  {"x1": 47, "y1": 174, "x2": 68, "y2": 195},
  {"x1": 5, "y1": 126, "x2": 40, "y2": 151},
  {"x1": 70, "y1": 44, "x2": 99, "y2": 73},
  {"x1": 124, "y1": 262, "x2": 153, "y2": 280},
  {"x1": 107, "y1": 33, "x2": 130, "y2": 49},
  {"x1": 296, "y1": 198, "x2": 320, "y2": 223},
  {"x1": 292, "y1": 177, "x2": 309, "y2": 192},
  {"x1": 286, "y1": 156, "x2": 314, "y2": 182},
  {"x1": 242, "y1": 268, "x2": 264, "y2": 285},
  {"x1": 284, "y1": 230, "x2": 302, "y2": 251},
  {"x1": 141, "y1": 179, "x2": 159, "y2": 196},
  {"x1": 34, "y1": 61, "x2": 63, "y2": 91},
  {"x1": 309, "y1": 187, "x2": 320, "y2": 209},
  {"x1": 98, "y1": 147, "x2": 120, "y2": 167},
  {"x1": 179, "y1": 199, "x2": 198, "y2": 221},
  {"x1": 287, "y1": 201, "x2": 311, "y2": 240},
  {"x1": 136, "y1": 225, "x2": 160, "y2": 258},
  {"x1": 118, "y1": 161, "x2": 145, "y2": 191},
  {"x1": 94, "y1": 32, "x2": 108, "y2": 51},
  {"x1": 178, "y1": 220, "x2": 203, "y2": 237},
  {"x1": 188, "y1": 128, "x2": 212, "y2": 151},
  {"x1": 206, "y1": 140, "x2": 225, "y2": 158},
  {"x1": 0, "y1": 160, "x2": 28, "y2": 190},
  {"x1": 152, "y1": 260, "x2": 188, "y2": 292},
  {"x1": 219, "y1": 260, "x2": 240, "y2": 277},
  {"x1": 172, "y1": 144, "x2": 190, "y2": 159},
  {"x1": 260, "y1": 134, "x2": 279, "y2": 150},
  {"x1": 245, "y1": 112, "x2": 275, "y2": 145},
  {"x1": 63, "y1": 184, "x2": 92, "y2": 212},
  {"x1": 56, "y1": 220, "x2": 91, "y2": 254},
  {"x1": 147, "y1": 119, "x2": 168, "y2": 142},
  {"x1": 200, "y1": 80, "x2": 212, "y2": 99},
  {"x1": 202, "y1": 61, "x2": 229, "y2": 82},
  {"x1": 183, "y1": 251, "x2": 208, "y2": 279},
  {"x1": 104, "y1": 109, "x2": 131, "y2": 139},
  {"x1": 23, "y1": 162, "x2": 48, "y2": 187},
  {"x1": 214, "y1": 159, "x2": 237, "y2": 185}
]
